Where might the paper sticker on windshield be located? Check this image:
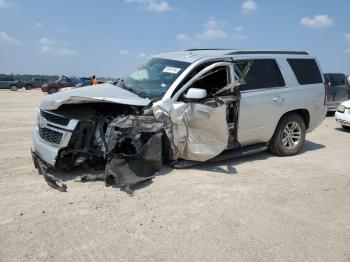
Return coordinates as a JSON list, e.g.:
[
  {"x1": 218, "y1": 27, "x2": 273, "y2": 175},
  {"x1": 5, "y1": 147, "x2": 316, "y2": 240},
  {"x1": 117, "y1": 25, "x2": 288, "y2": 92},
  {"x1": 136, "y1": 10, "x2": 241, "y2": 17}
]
[{"x1": 163, "y1": 66, "x2": 181, "y2": 74}]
